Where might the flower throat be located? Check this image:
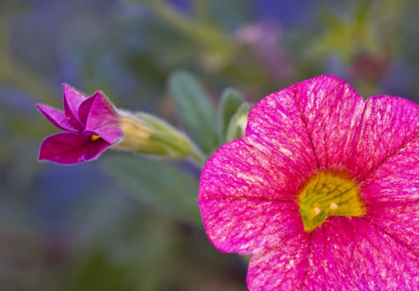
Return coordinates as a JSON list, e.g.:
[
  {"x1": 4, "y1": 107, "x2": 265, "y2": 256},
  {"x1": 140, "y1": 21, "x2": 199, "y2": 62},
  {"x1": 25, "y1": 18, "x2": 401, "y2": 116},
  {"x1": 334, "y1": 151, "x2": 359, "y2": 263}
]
[{"x1": 298, "y1": 172, "x2": 365, "y2": 232}]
